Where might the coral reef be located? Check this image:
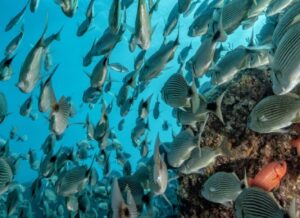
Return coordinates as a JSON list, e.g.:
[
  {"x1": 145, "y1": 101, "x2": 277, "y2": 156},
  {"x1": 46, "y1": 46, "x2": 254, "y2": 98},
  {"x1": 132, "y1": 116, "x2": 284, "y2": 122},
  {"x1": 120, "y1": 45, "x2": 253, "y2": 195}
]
[{"x1": 178, "y1": 69, "x2": 300, "y2": 218}]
